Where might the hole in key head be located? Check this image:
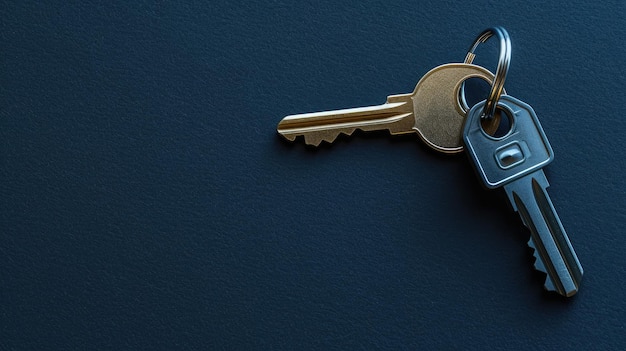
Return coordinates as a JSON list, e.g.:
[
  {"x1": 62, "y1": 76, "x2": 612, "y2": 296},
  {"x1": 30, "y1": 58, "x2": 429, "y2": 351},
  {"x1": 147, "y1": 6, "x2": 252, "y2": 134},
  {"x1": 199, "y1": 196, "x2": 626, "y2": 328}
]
[
  {"x1": 480, "y1": 105, "x2": 513, "y2": 139},
  {"x1": 459, "y1": 77, "x2": 492, "y2": 111}
]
